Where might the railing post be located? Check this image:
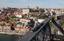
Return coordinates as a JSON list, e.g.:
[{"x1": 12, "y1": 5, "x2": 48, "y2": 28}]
[{"x1": 39, "y1": 22, "x2": 51, "y2": 41}]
